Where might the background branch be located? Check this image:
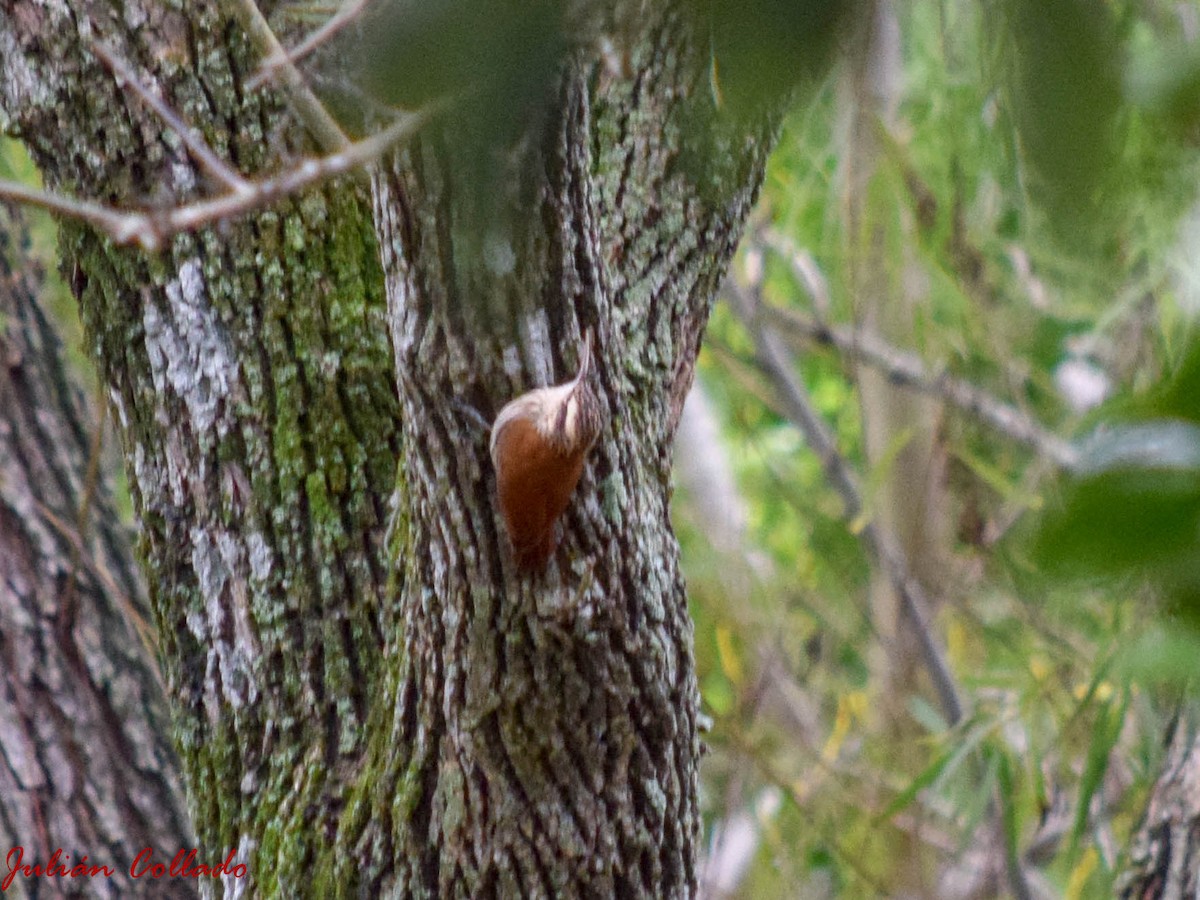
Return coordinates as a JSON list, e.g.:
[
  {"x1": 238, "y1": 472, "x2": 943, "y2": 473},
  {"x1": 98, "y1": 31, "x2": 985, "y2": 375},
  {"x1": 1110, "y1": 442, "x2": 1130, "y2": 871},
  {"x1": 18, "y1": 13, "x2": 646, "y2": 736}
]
[
  {"x1": 246, "y1": 0, "x2": 370, "y2": 93},
  {"x1": 230, "y1": 0, "x2": 352, "y2": 152},
  {"x1": 92, "y1": 41, "x2": 252, "y2": 194},
  {"x1": 726, "y1": 278, "x2": 966, "y2": 727},
  {"x1": 756, "y1": 289, "x2": 1080, "y2": 470}
]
